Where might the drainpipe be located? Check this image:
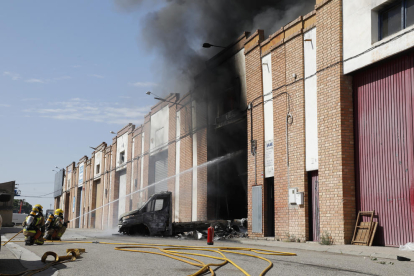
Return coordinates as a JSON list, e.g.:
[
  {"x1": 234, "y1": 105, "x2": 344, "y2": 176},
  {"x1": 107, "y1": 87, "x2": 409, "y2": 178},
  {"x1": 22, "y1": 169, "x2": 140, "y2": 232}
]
[{"x1": 247, "y1": 102, "x2": 257, "y2": 185}]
